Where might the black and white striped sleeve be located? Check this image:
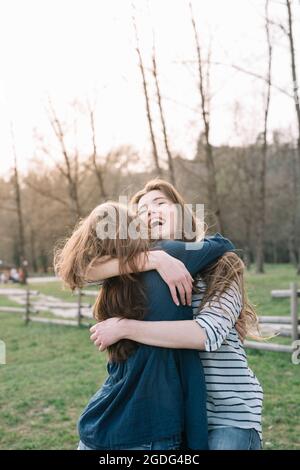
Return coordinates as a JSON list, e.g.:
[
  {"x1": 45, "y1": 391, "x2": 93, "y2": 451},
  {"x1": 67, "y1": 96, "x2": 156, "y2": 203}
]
[{"x1": 194, "y1": 281, "x2": 242, "y2": 351}]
